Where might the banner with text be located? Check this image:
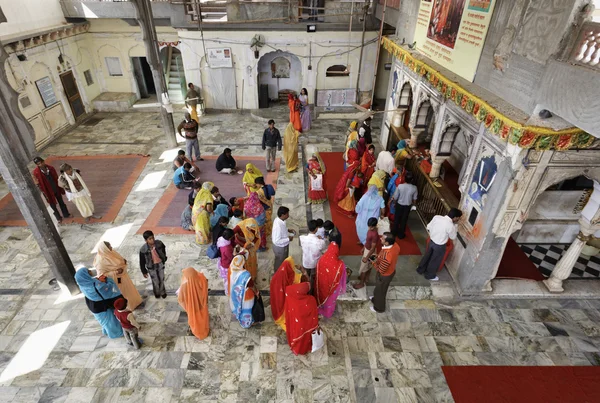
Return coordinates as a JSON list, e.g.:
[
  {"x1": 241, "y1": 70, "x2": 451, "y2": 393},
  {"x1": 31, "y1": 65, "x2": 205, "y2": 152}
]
[{"x1": 413, "y1": 0, "x2": 495, "y2": 82}]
